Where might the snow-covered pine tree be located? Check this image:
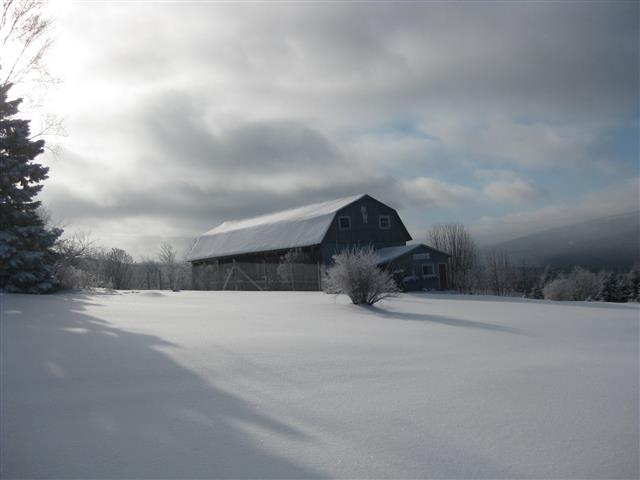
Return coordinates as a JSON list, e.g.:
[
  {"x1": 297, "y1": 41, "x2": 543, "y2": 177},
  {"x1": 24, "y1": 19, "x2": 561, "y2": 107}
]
[
  {"x1": 598, "y1": 272, "x2": 614, "y2": 302},
  {"x1": 628, "y1": 266, "x2": 640, "y2": 302},
  {"x1": 617, "y1": 274, "x2": 631, "y2": 303},
  {"x1": 0, "y1": 83, "x2": 62, "y2": 293},
  {"x1": 597, "y1": 272, "x2": 627, "y2": 303}
]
